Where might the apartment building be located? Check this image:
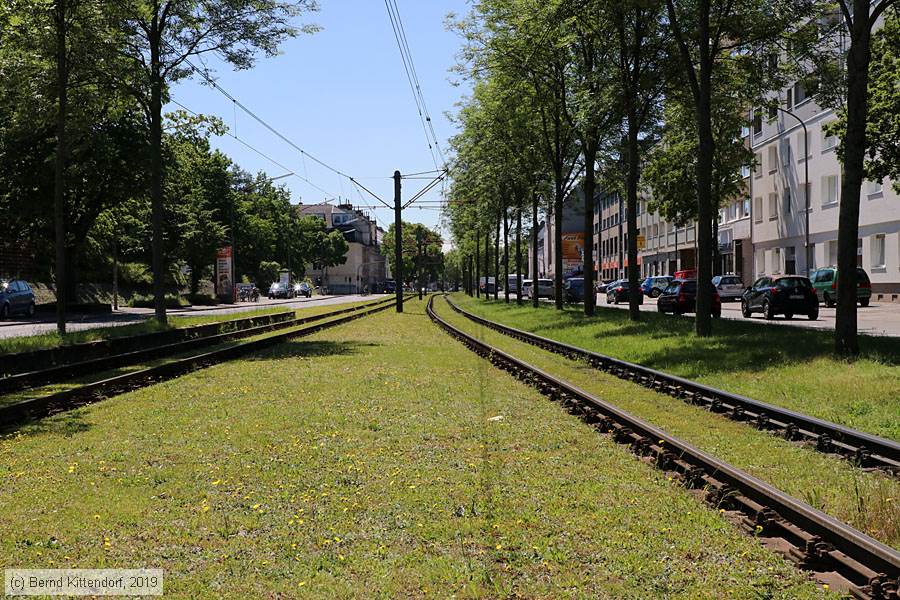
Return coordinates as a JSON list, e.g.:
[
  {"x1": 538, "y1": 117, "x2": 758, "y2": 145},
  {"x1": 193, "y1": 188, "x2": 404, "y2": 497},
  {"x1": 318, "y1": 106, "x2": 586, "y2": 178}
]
[
  {"x1": 527, "y1": 192, "x2": 586, "y2": 280},
  {"x1": 296, "y1": 202, "x2": 387, "y2": 294},
  {"x1": 637, "y1": 200, "x2": 698, "y2": 279},
  {"x1": 749, "y1": 86, "x2": 900, "y2": 298}
]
